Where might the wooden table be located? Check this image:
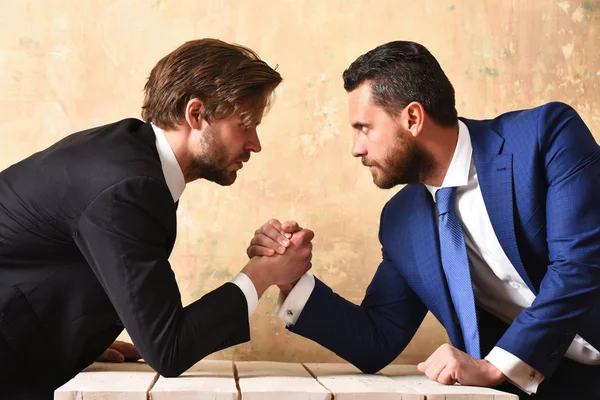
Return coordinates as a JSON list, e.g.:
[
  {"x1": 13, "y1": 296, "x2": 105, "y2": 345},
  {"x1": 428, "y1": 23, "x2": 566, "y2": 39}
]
[{"x1": 54, "y1": 361, "x2": 517, "y2": 399}]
